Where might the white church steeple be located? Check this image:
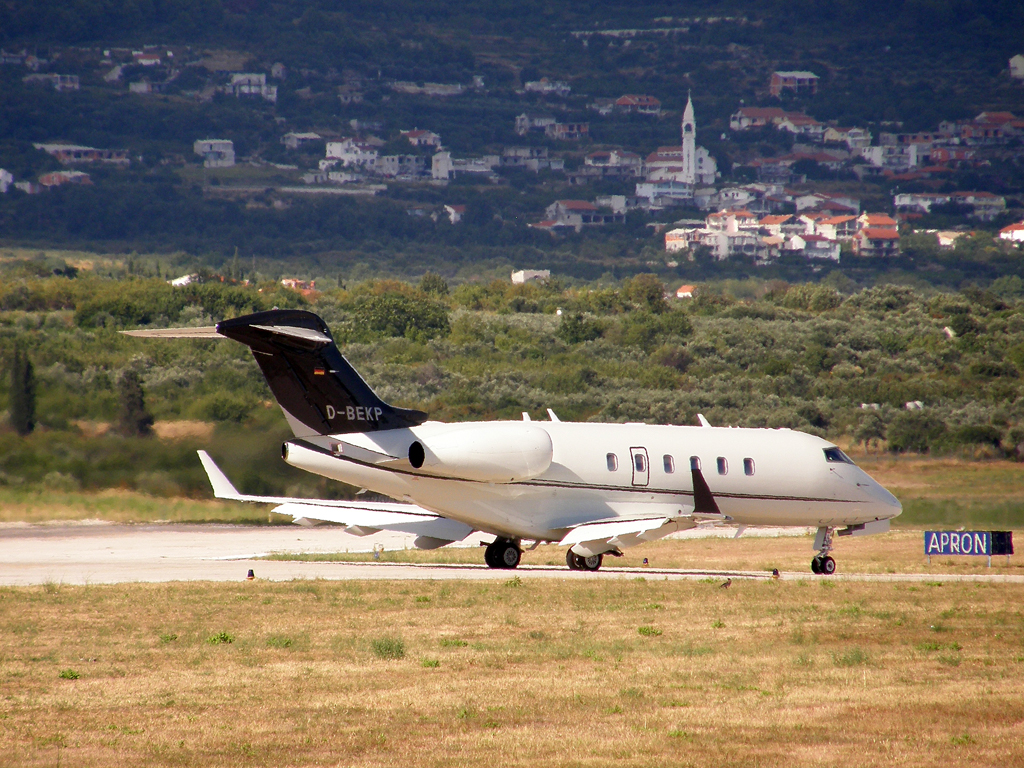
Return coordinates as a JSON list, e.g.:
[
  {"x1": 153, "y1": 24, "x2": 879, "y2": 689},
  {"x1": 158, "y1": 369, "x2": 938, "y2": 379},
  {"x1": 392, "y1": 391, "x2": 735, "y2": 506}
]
[{"x1": 681, "y1": 92, "x2": 696, "y2": 185}]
